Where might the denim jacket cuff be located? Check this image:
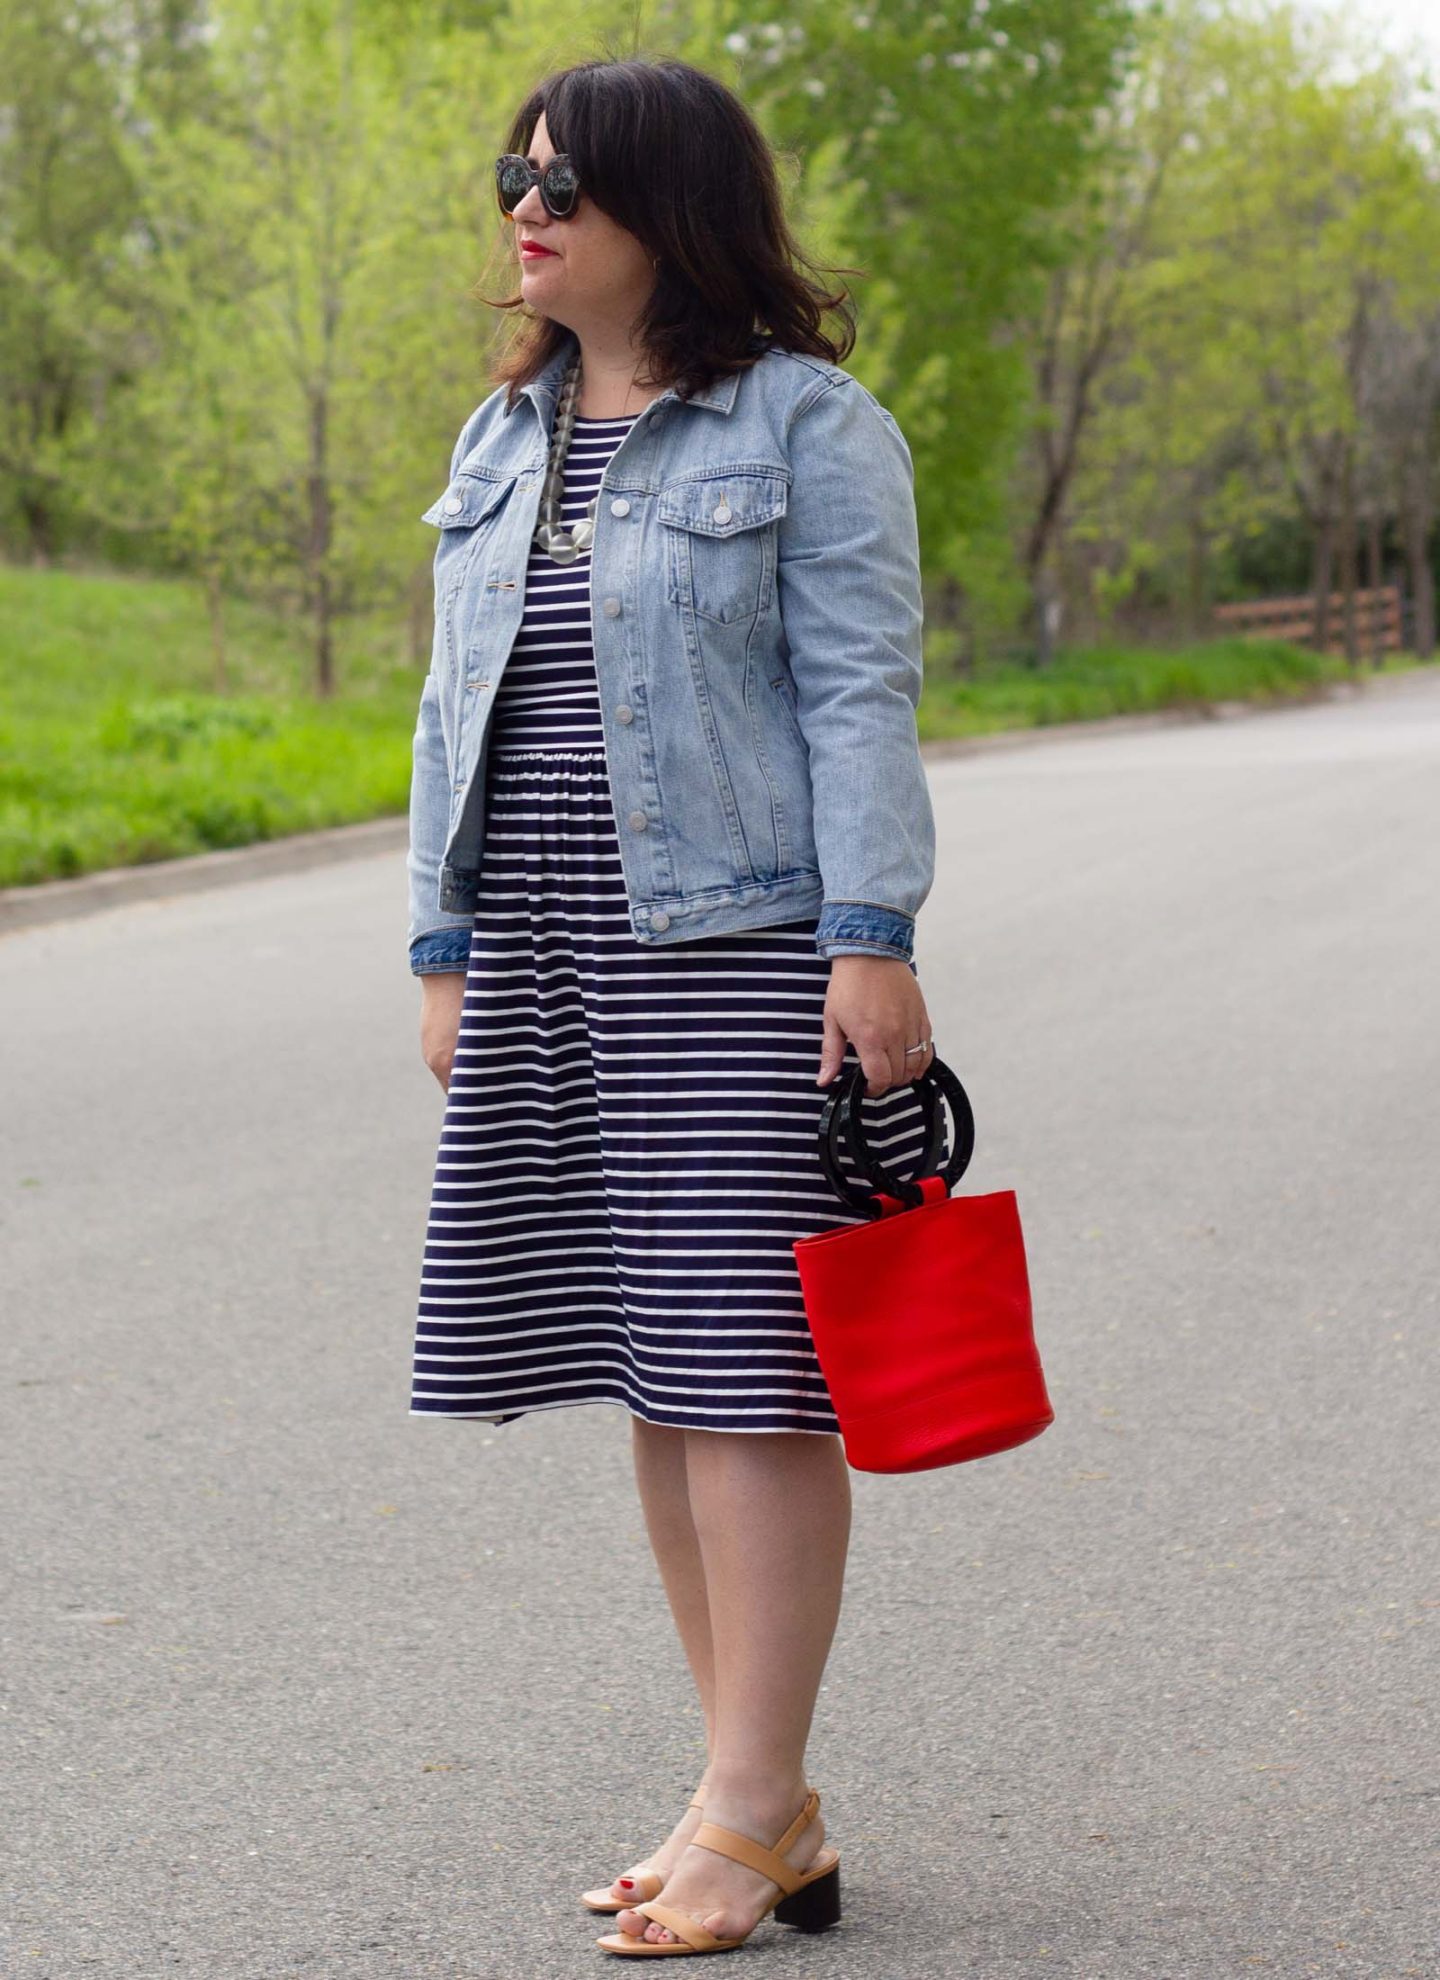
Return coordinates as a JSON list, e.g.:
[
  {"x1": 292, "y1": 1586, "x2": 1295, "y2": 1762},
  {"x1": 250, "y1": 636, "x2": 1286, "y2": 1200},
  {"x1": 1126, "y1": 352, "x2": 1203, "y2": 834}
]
[
  {"x1": 410, "y1": 929, "x2": 472, "y2": 976},
  {"x1": 814, "y1": 899, "x2": 916, "y2": 963}
]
